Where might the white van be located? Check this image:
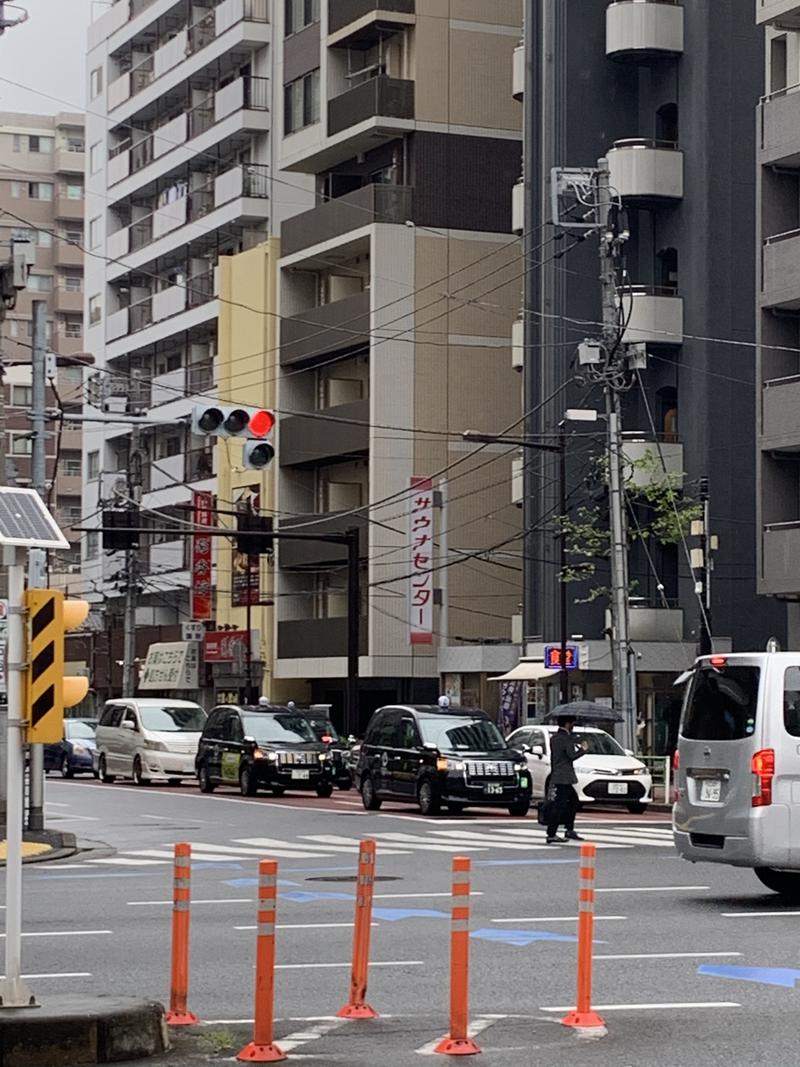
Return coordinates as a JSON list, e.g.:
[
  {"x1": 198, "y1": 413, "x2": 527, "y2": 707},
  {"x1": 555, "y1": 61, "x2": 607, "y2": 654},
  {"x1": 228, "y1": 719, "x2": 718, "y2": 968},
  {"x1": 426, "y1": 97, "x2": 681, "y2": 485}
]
[
  {"x1": 673, "y1": 652, "x2": 800, "y2": 896},
  {"x1": 95, "y1": 699, "x2": 207, "y2": 786}
]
